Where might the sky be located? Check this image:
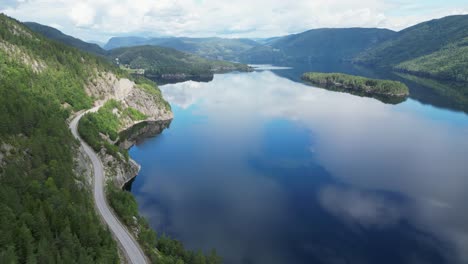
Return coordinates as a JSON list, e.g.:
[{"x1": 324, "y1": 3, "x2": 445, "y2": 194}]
[{"x1": 1, "y1": 0, "x2": 468, "y2": 42}]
